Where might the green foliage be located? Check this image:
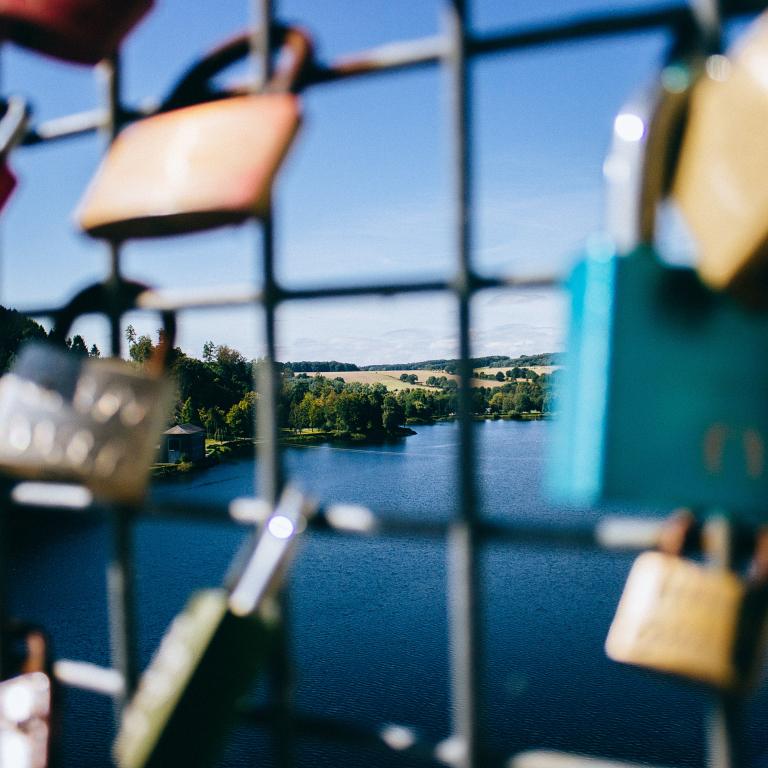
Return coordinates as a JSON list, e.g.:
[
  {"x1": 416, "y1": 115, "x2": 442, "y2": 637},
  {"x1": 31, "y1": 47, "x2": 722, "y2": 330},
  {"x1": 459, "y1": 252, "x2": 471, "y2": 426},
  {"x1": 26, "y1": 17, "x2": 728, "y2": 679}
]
[
  {"x1": 0, "y1": 307, "x2": 47, "y2": 372},
  {"x1": 282, "y1": 360, "x2": 359, "y2": 372},
  {"x1": 226, "y1": 392, "x2": 258, "y2": 438}
]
